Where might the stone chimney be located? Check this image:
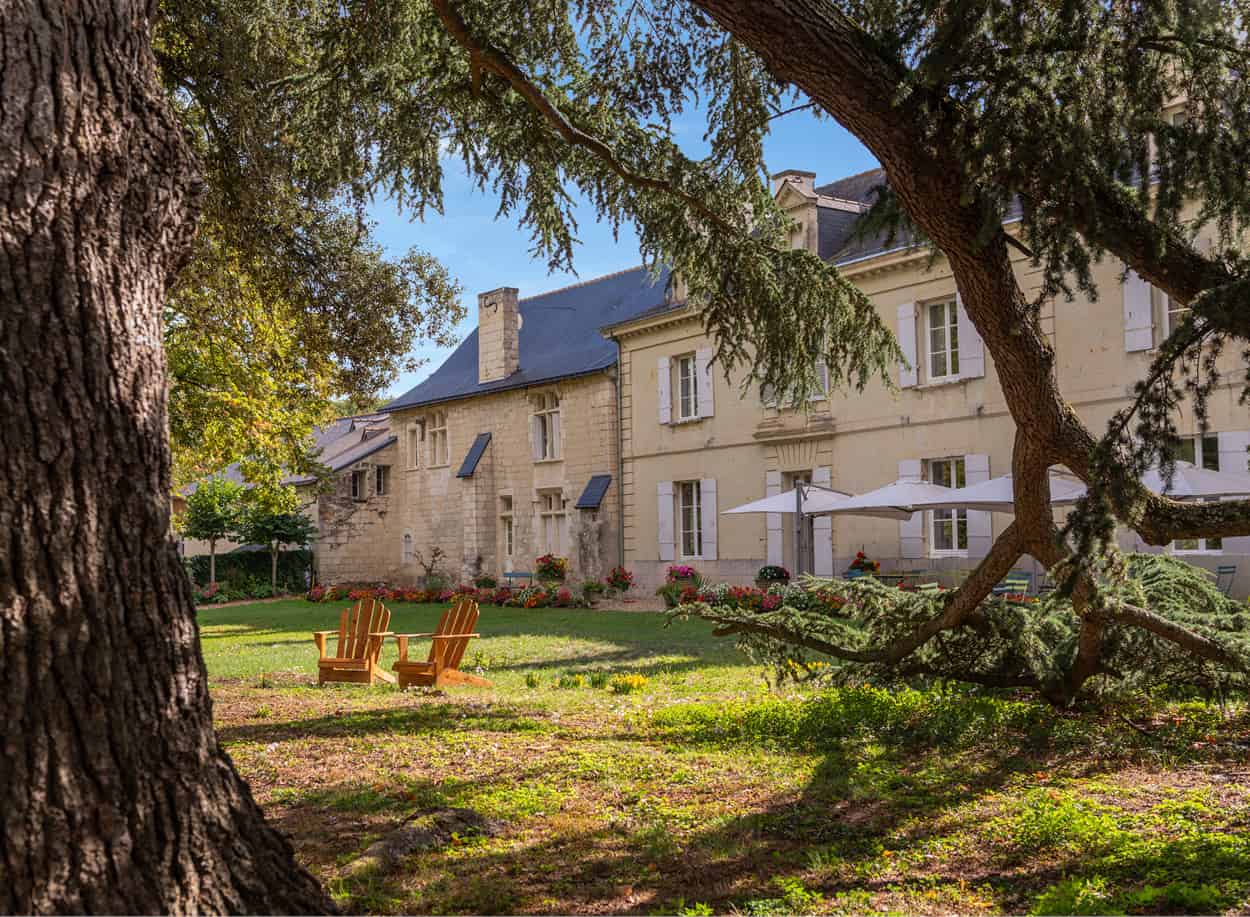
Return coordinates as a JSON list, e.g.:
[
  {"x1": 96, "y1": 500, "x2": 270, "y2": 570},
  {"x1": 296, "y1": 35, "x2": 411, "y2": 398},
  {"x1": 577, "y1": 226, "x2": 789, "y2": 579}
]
[
  {"x1": 770, "y1": 169, "x2": 817, "y2": 198},
  {"x1": 478, "y1": 287, "x2": 520, "y2": 384}
]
